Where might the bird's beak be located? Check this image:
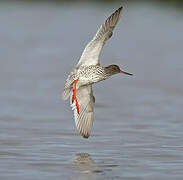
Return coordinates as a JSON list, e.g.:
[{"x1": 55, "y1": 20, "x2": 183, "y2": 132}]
[{"x1": 120, "y1": 70, "x2": 133, "y2": 76}]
